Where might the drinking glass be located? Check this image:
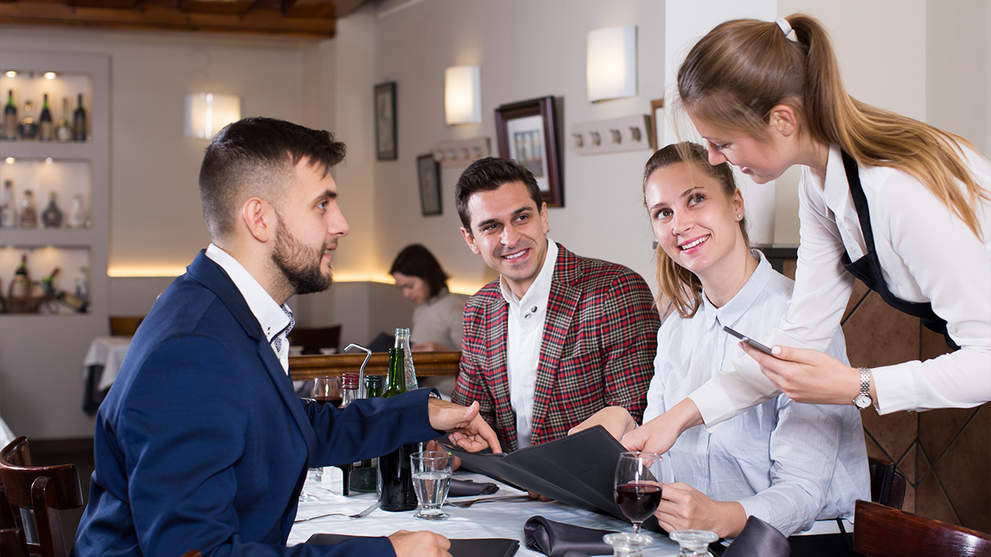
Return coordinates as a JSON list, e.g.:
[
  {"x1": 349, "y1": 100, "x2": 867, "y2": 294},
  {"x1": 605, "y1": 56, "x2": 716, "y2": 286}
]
[
  {"x1": 669, "y1": 530, "x2": 718, "y2": 556},
  {"x1": 310, "y1": 376, "x2": 342, "y2": 407},
  {"x1": 603, "y1": 532, "x2": 653, "y2": 557},
  {"x1": 614, "y1": 451, "x2": 663, "y2": 534},
  {"x1": 409, "y1": 451, "x2": 452, "y2": 520}
]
